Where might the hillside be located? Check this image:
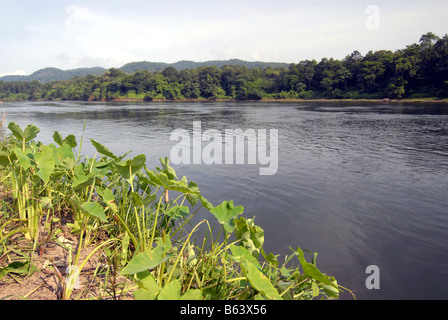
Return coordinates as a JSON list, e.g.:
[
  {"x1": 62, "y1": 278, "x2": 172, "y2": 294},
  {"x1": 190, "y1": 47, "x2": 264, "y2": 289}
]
[
  {"x1": 0, "y1": 59, "x2": 289, "y2": 83},
  {"x1": 119, "y1": 59, "x2": 289, "y2": 74},
  {"x1": 0, "y1": 67, "x2": 106, "y2": 83}
]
